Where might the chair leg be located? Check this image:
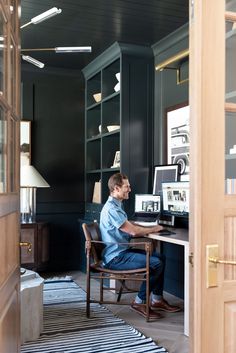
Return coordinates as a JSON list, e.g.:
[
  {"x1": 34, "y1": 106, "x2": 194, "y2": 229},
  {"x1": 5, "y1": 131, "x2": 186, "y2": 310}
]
[
  {"x1": 146, "y1": 254, "x2": 150, "y2": 322},
  {"x1": 86, "y1": 250, "x2": 91, "y2": 318},
  {"x1": 100, "y1": 275, "x2": 104, "y2": 303},
  {"x1": 117, "y1": 279, "x2": 125, "y2": 302},
  {"x1": 146, "y1": 279, "x2": 150, "y2": 322},
  {"x1": 86, "y1": 271, "x2": 91, "y2": 318}
]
